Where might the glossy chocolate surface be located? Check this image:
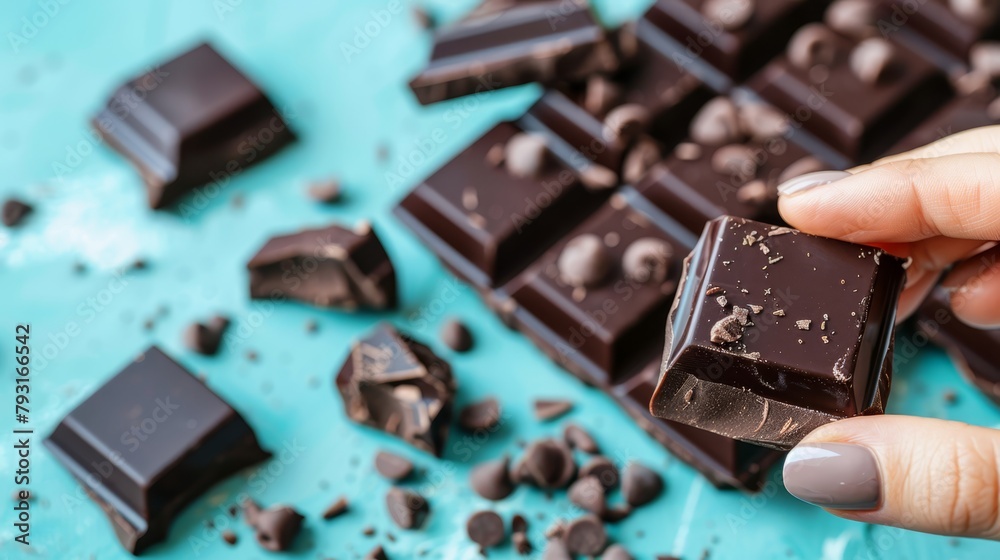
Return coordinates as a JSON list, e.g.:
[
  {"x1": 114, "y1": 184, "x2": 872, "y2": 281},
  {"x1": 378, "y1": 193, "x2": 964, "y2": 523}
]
[
  {"x1": 892, "y1": 0, "x2": 1000, "y2": 57},
  {"x1": 502, "y1": 190, "x2": 696, "y2": 387},
  {"x1": 247, "y1": 222, "x2": 397, "y2": 310},
  {"x1": 44, "y1": 347, "x2": 270, "y2": 553},
  {"x1": 395, "y1": 121, "x2": 606, "y2": 288},
  {"x1": 886, "y1": 86, "x2": 1000, "y2": 155},
  {"x1": 917, "y1": 286, "x2": 1000, "y2": 406},
  {"x1": 750, "y1": 26, "x2": 951, "y2": 162},
  {"x1": 92, "y1": 43, "x2": 294, "y2": 209},
  {"x1": 643, "y1": 0, "x2": 831, "y2": 80},
  {"x1": 651, "y1": 216, "x2": 904, "y2": 449},
  {"x1": 409, "y1": 1, "x2": 620, "y2": 105}
]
